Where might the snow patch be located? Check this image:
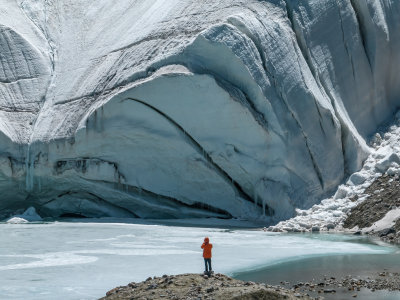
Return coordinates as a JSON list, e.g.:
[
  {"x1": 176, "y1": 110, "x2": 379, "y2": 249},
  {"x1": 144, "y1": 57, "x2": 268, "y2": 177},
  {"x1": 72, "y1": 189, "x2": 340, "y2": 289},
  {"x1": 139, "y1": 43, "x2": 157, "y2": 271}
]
[{"x1": 362, "y1": 208, "x2": 400, "y2": 233}]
